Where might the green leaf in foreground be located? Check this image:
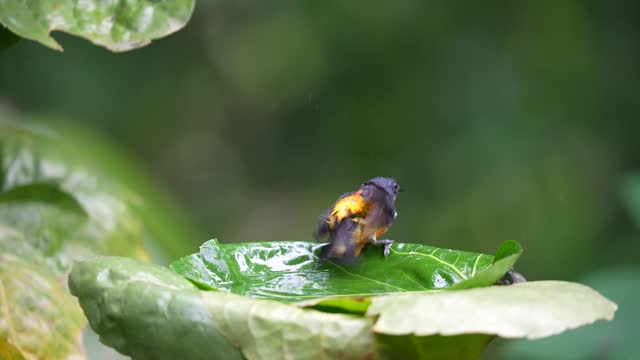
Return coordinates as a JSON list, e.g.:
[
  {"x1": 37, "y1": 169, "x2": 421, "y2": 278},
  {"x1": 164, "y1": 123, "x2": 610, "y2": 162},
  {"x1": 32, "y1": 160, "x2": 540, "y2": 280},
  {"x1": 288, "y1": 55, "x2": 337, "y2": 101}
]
[
  {"x1": 501, "y1": 266, "x2": 638, "y2": 359},
  {"x1": 202, "y1": 291, "x2": 375, "y2": 360},
  {"x1": 69, "y1": 256, "x2": 243, "y2": 360},
  {"x1": 70, "y1": 256, "x2": 617, "y2": 360},
  {"x1": 367, "y1": 281, "x2": 617, "y2": 339},
  {"x1": 169, "y1": 239, "x2": 522, "y2": 303},
  {"x1": 0, "y1": 0, "x2": 195, "y2": 52}
]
